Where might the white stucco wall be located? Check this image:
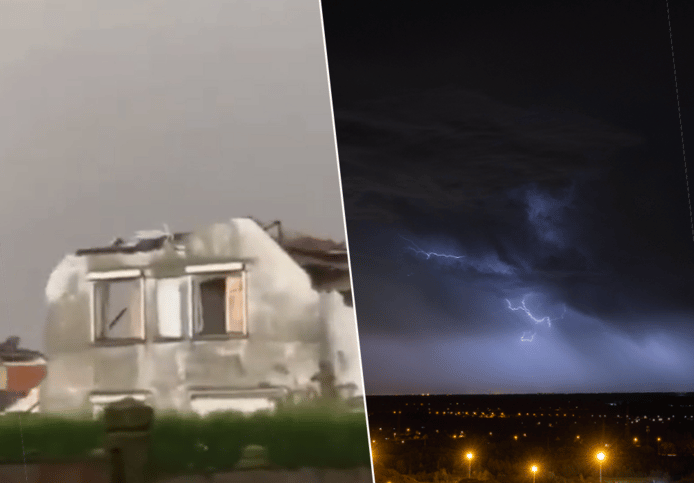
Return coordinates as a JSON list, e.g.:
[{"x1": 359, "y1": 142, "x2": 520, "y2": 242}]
[{"x1": 40, "y1": 218, "x2": 362, "y2": 416}]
